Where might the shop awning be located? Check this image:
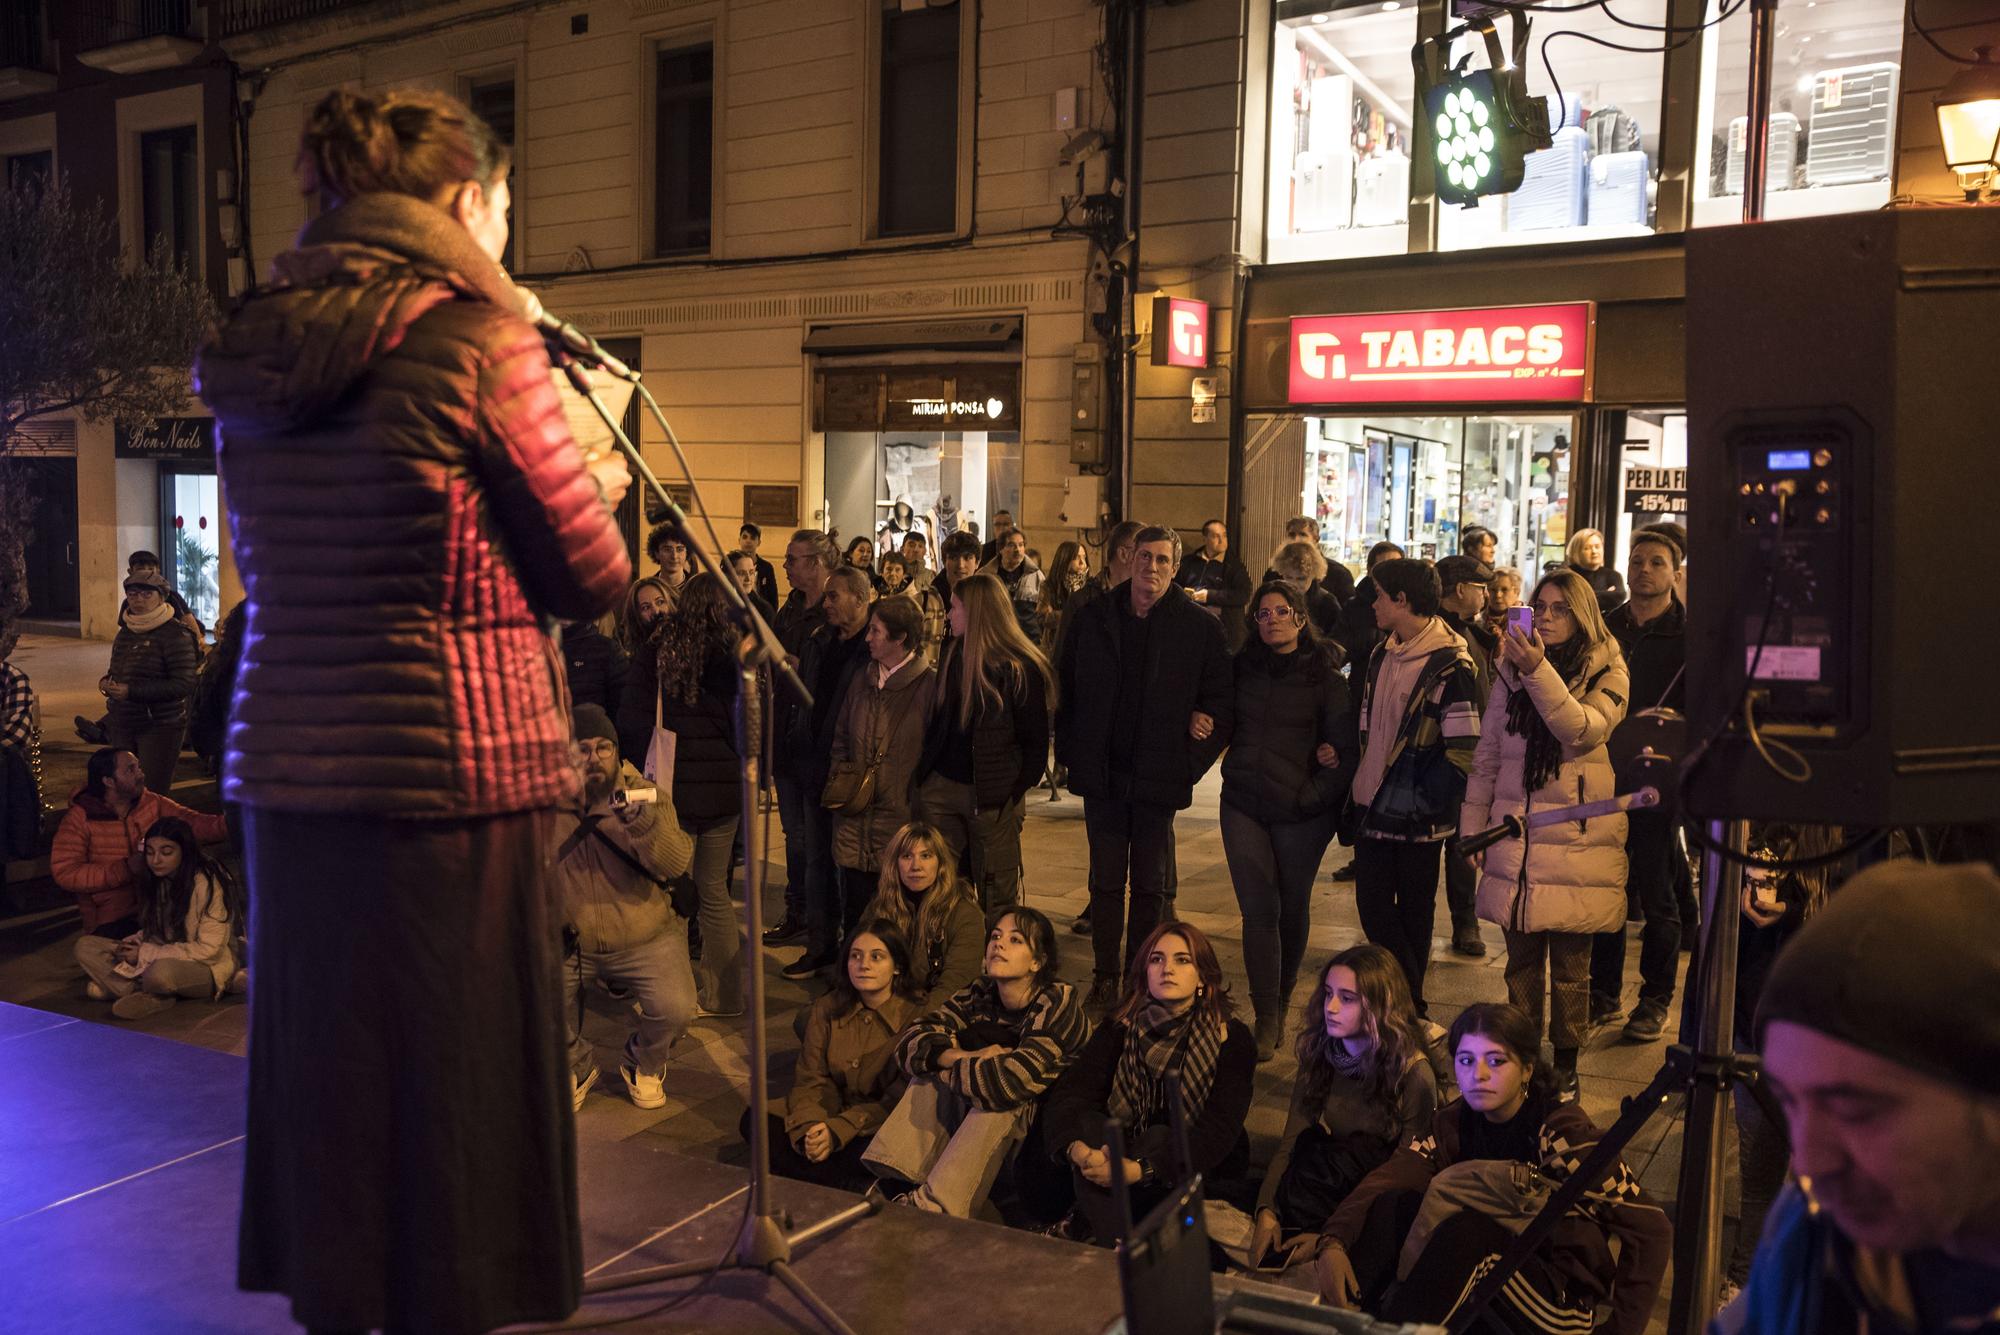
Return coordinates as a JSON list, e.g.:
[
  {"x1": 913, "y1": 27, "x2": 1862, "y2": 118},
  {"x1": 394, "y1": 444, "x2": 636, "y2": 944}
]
[{"x1": 804, "y1": 316, "x2": 1022, "y2": 356}]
